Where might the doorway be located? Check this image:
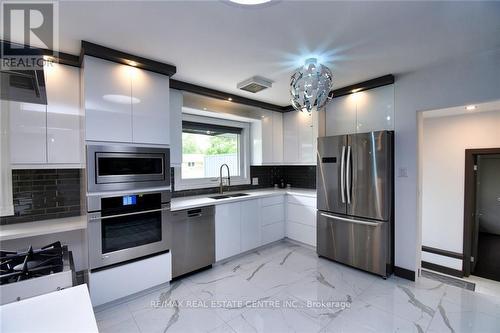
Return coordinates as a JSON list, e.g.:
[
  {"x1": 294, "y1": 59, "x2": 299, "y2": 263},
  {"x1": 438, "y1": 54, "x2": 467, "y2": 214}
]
[{"x1": 463, "y1": 149, "x2": 500, "y2": 281}]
